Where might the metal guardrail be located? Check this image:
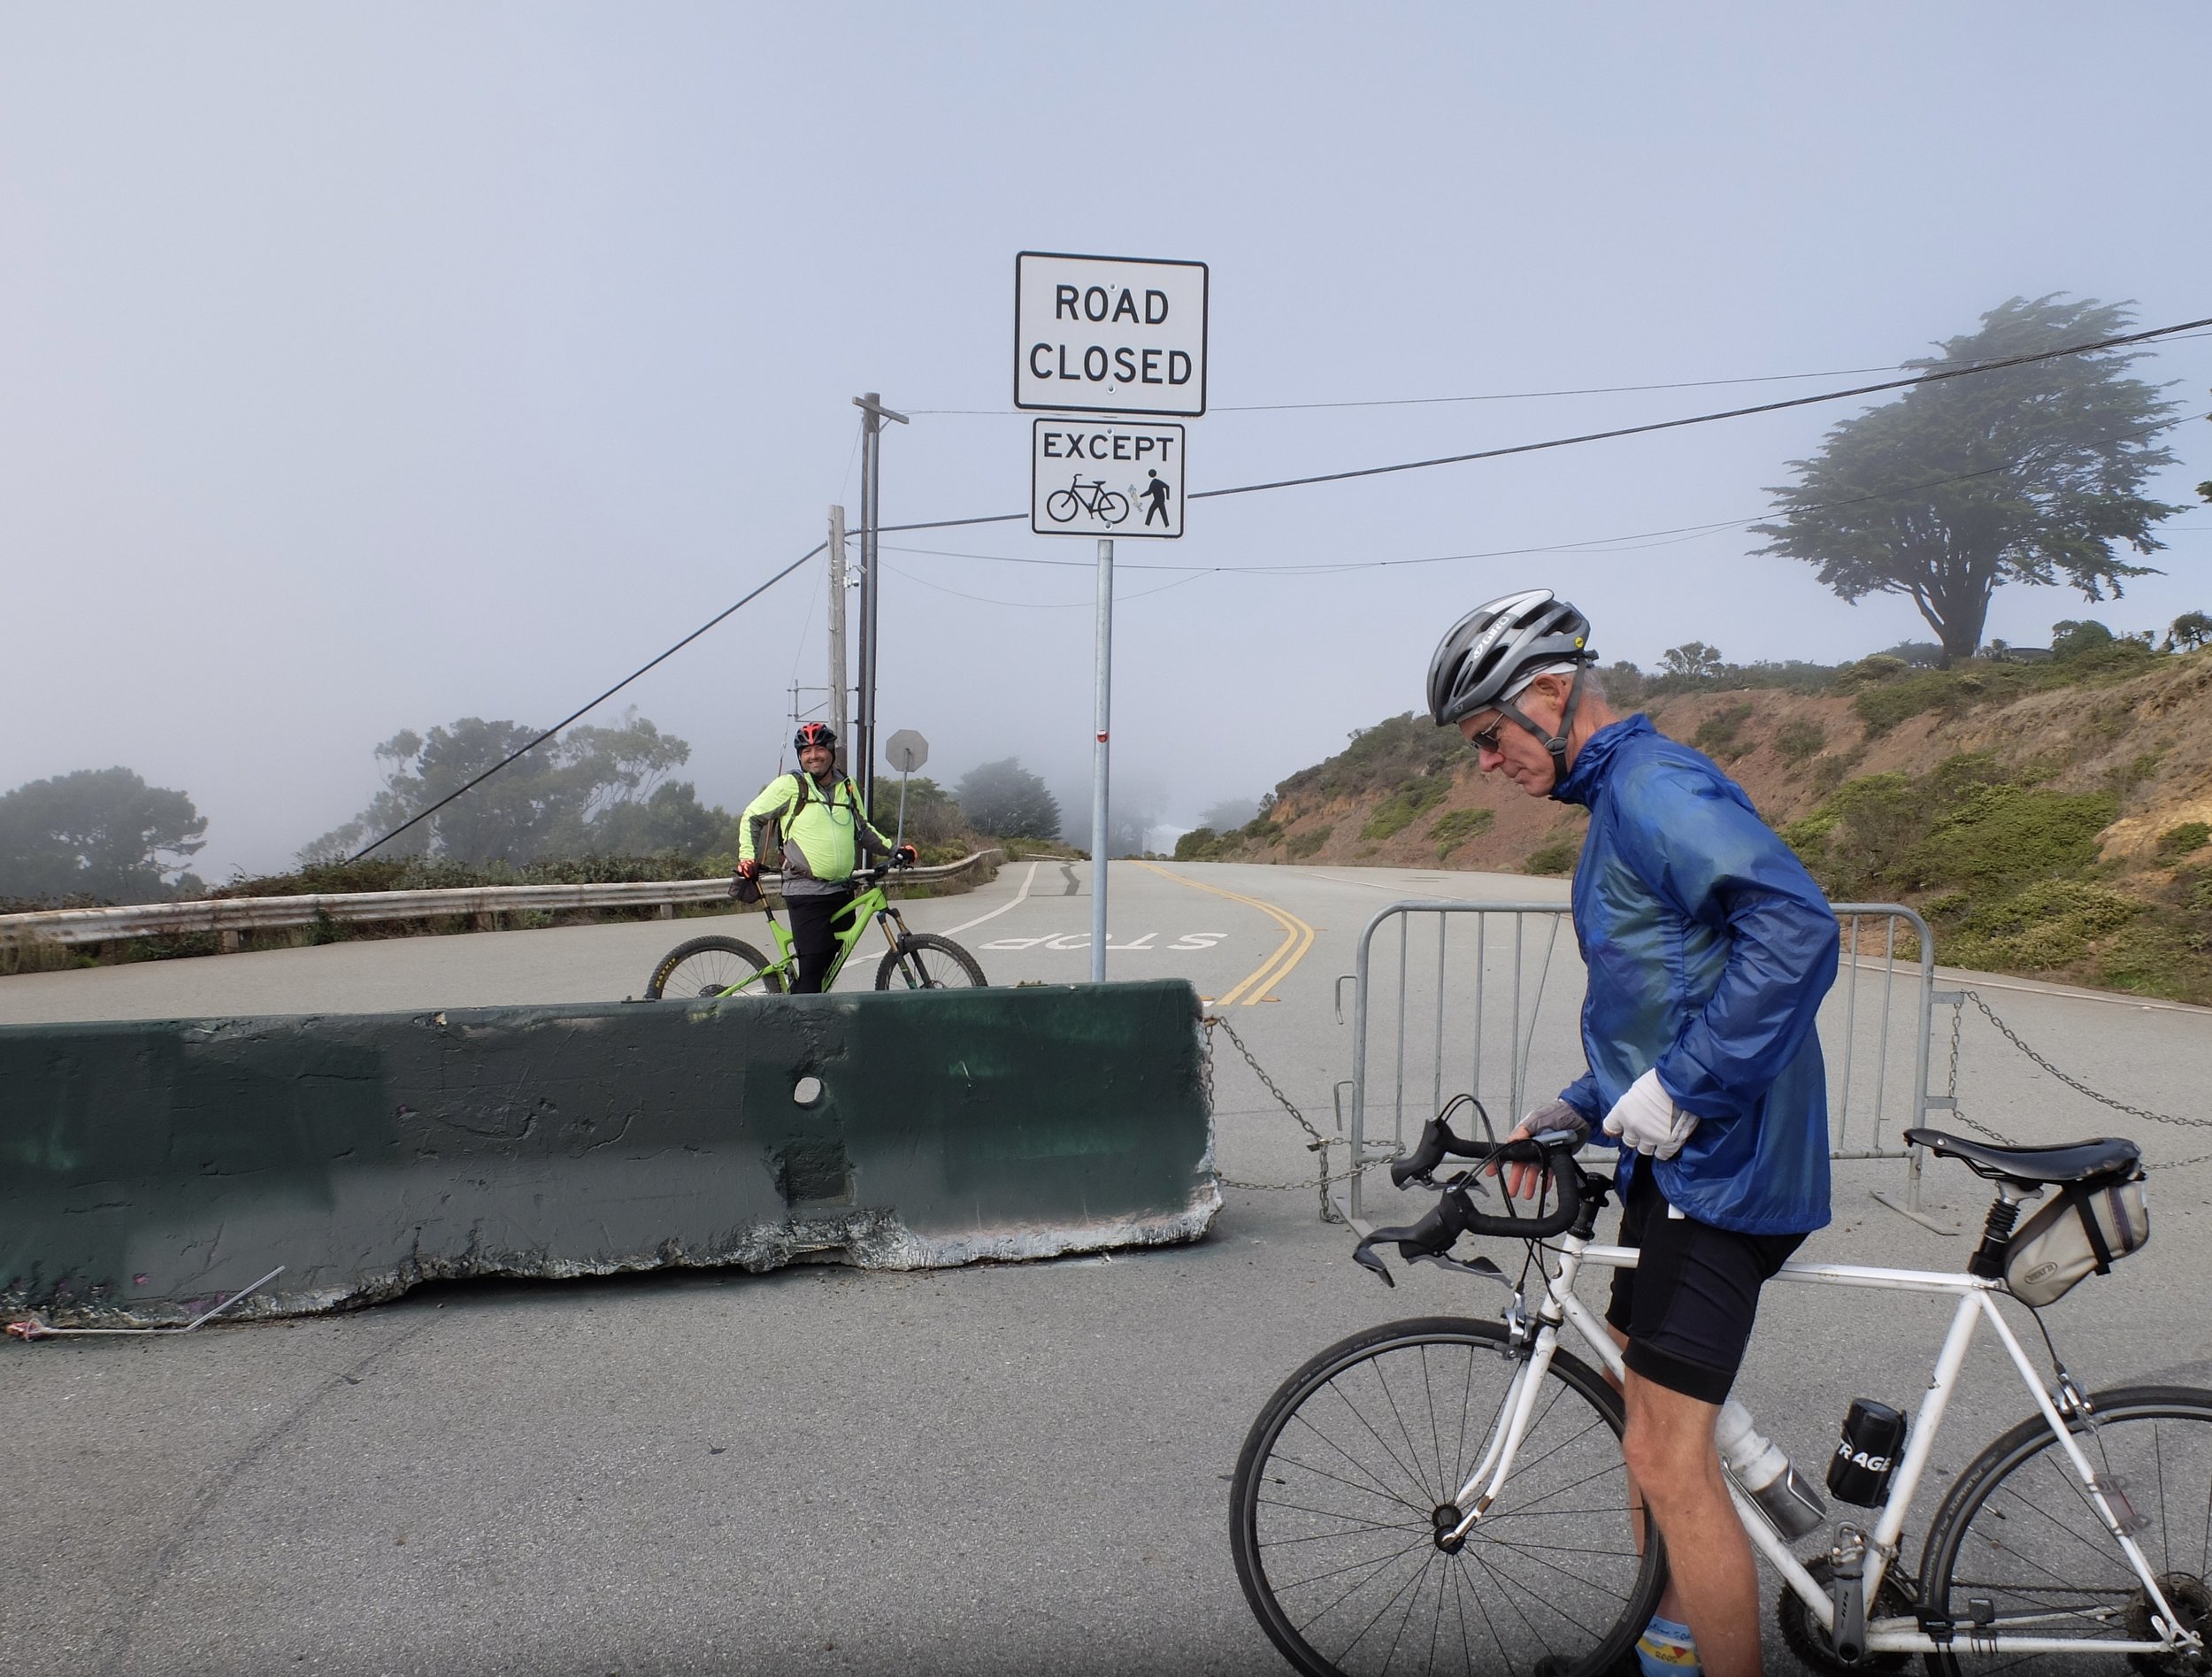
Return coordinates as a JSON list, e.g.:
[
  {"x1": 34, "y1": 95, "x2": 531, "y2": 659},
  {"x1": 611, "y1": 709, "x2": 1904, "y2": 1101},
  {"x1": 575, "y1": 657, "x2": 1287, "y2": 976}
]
[
  {"x1": 0, "y1": 851, "x2": 1002, "y2": 950},
  {"x1": 1333, "y1": 900, "x2": 1939, "y2": 1224}
]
